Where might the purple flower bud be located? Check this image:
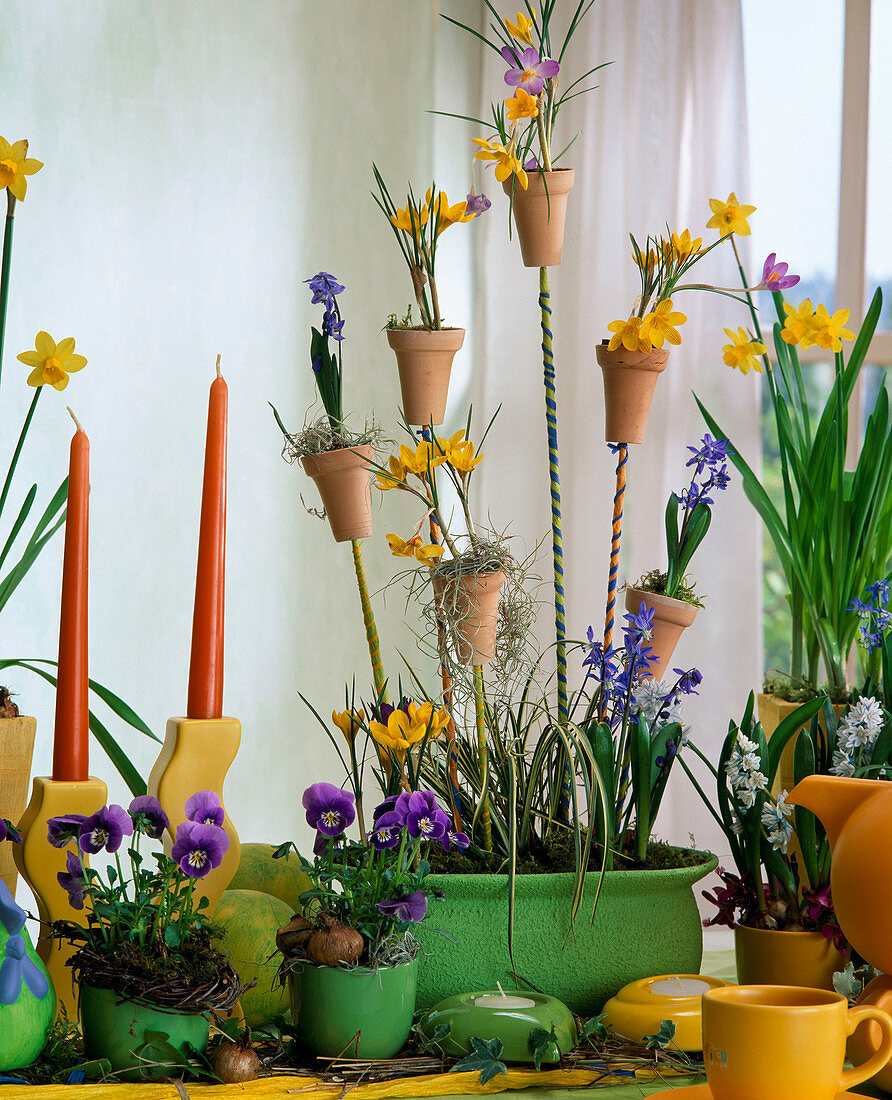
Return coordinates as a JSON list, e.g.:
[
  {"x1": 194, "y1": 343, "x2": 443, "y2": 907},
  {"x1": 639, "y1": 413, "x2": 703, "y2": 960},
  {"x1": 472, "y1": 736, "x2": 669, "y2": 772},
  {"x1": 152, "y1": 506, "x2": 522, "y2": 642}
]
[
  {"x1": 128, "y1": 795, "x2": 170, "y2": 840},
  {"x1": 46, "y1": 814, "x2": 87, "y2": 848},
  {"x1": 465, "y1": 192, "x2": 491, "y2": 216}
]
